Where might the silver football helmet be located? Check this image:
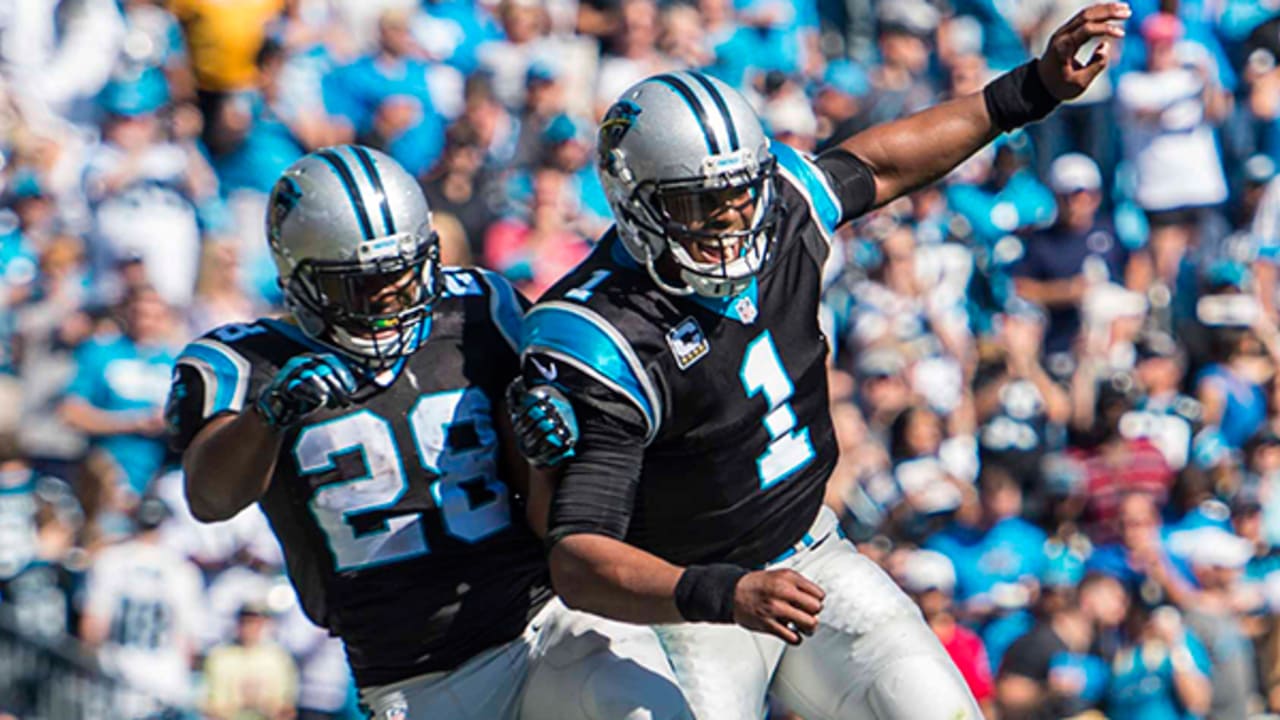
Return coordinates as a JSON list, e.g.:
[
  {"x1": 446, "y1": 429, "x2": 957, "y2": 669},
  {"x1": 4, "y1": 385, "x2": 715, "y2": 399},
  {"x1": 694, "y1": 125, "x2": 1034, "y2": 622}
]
[
  {"x1": 597, "y1": 71, "x2": 779, "y2": 298},
  {"x1": 266, "y1": 145, "x2": 441, "y2": 372}
]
